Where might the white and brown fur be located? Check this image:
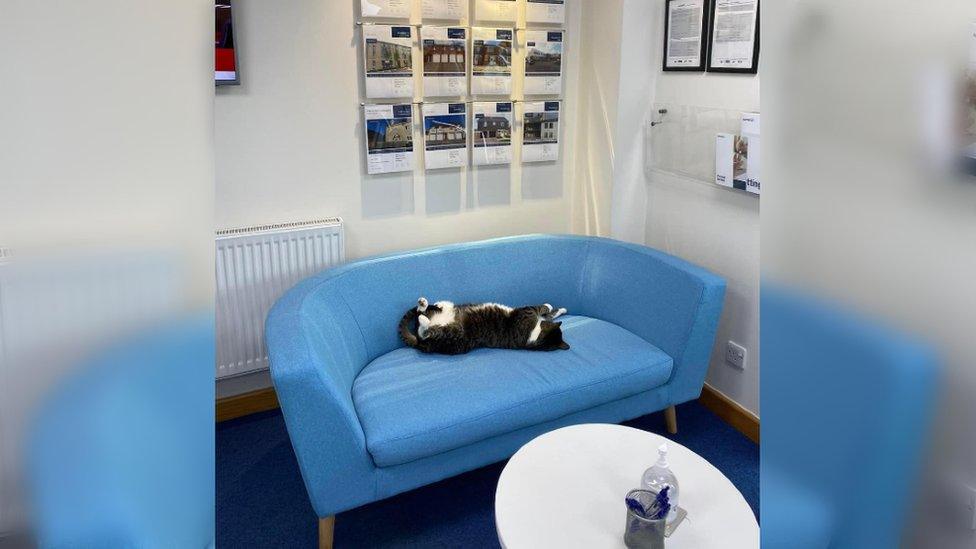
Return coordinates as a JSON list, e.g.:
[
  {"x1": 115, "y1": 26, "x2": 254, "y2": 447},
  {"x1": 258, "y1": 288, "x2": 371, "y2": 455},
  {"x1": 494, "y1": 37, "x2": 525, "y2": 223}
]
[{"x1": 399, "y1": 297, "x2": 569, "y2": 355}]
